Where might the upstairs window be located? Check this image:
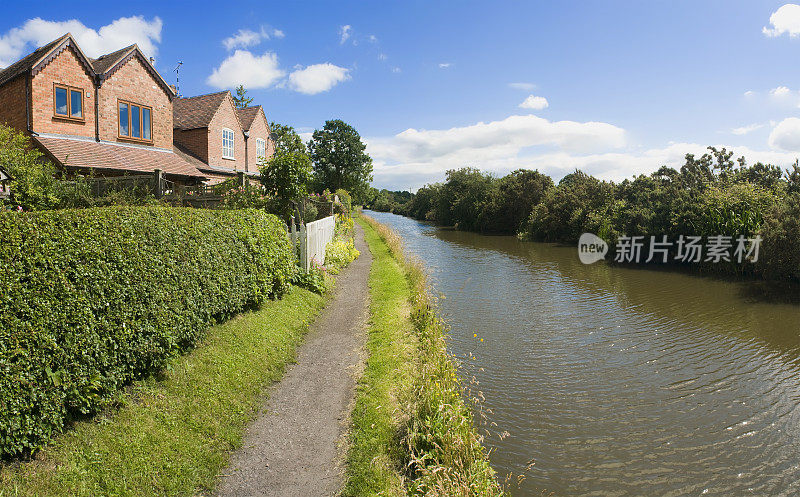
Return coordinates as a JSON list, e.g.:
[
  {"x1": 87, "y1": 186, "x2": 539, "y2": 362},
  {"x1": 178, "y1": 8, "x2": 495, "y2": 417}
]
[
  {"x1": 256, "y1": 138, "x2": 266, "y2": 161},
  {"x1": 222, "y1": 128, "x2": 235, "y2": 159},
  {"x1": 54, "y1": 84, "x2": 84, "y2": 121},
  {"x1": 118, "y1": 100, "x2": 153, "y2": 143}
]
